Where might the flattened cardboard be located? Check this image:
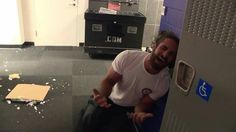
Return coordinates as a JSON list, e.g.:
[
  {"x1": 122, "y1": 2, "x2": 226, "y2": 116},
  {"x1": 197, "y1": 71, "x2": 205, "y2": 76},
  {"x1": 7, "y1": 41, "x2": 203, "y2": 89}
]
[{"x1": 5, "y1": 84, "x2": 50, "y2": 102}]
